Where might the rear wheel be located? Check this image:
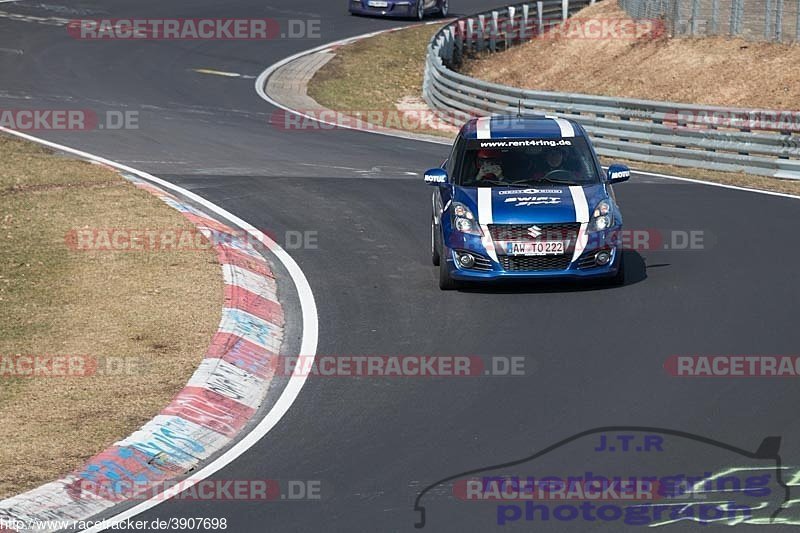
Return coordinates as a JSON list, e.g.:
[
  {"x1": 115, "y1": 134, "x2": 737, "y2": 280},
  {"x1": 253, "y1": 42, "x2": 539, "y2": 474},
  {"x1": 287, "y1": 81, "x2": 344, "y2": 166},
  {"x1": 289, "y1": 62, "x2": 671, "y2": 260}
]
[
  {"x1": 438, "y1": 0, "x2": 449, "y2": 16},
  {"x1": 416, "y1": 0, "x2": 425, "y2": 20}
]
